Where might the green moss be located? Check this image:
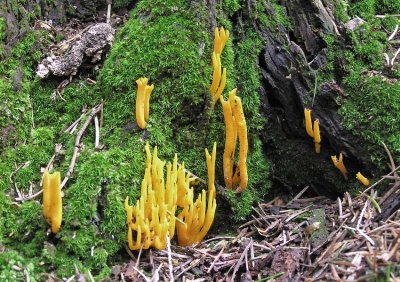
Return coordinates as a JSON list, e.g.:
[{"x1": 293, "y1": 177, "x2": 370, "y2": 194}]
[
  {"x1": 339, "y1": 77, "x2": 400, "y2": 167},
  {"x1": 0, "y1": 250, "x2": 41, "y2": 281},
  {"x1": 320, "y1": 2, "x2": 400, "y2": 171},
  {"x1": 0, "y1": 29, "x2": 50, "y2": 149},
  {"x1": 223, "y1": 0, "x2": 241, "y2": 16},
  {"x1": 349, "y1": 0, "x2": 400, "y2": 19},
  {"x1": 334, "y1": 1, "x2": 351, "y2": 23},
  {"x1": 0, "y1": 0, "x2": 274, "y2": 278}
]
